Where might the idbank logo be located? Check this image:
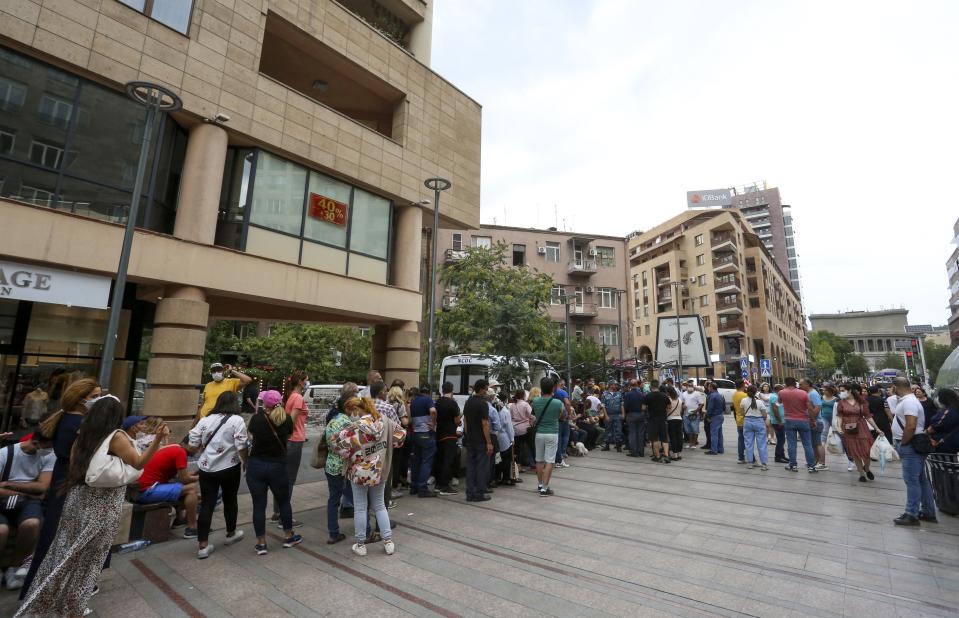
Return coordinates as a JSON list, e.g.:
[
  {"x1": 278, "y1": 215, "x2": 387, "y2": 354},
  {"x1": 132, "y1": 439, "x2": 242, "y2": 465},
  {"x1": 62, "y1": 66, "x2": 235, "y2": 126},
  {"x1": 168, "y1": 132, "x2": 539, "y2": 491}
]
[{"x1": 686, "y1": 189, "x2": 731, "y2": 208}]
